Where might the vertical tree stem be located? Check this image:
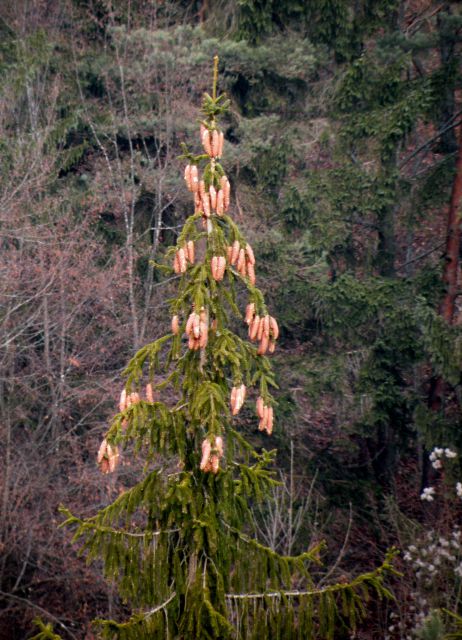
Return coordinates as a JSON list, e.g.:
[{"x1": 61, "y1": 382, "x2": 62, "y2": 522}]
[
  {"x1": 212, "y1": 55, "x2": 219, "y2": 101},
  {"x1": 440, "y1": 125, "x2": 462, "y2": 324}
]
